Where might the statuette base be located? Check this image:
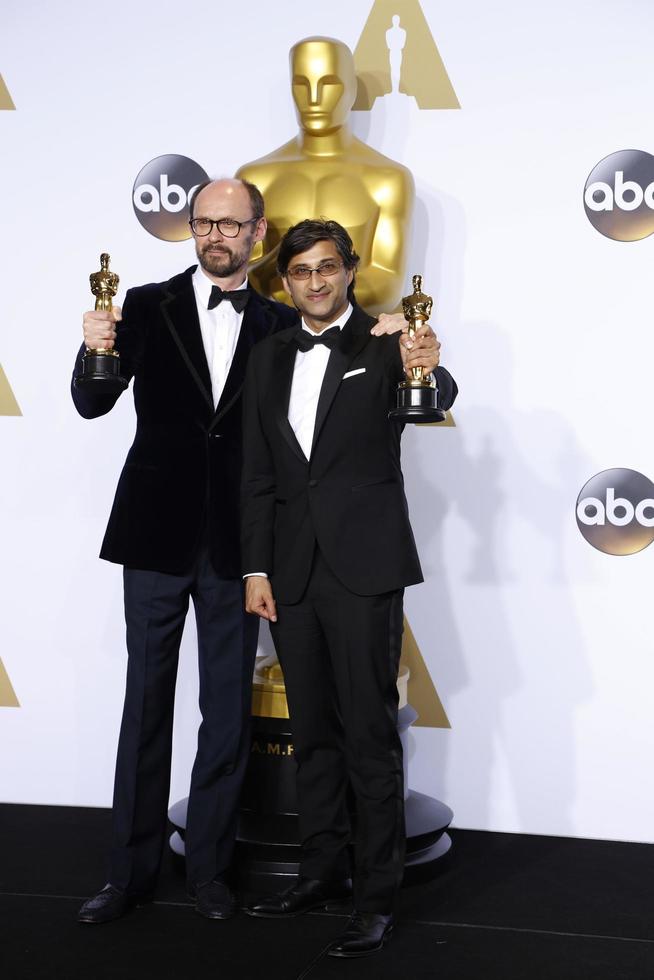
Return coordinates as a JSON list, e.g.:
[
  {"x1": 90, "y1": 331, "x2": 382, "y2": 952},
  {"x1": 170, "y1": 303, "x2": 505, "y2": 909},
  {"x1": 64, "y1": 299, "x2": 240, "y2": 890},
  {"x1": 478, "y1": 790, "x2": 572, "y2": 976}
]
[
  {"x1": 389, "y1": 381, "x2": 446, "y2": 423},
  {"x1": 75, "y1": 351, "x2": 128, "y2": 393}
]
